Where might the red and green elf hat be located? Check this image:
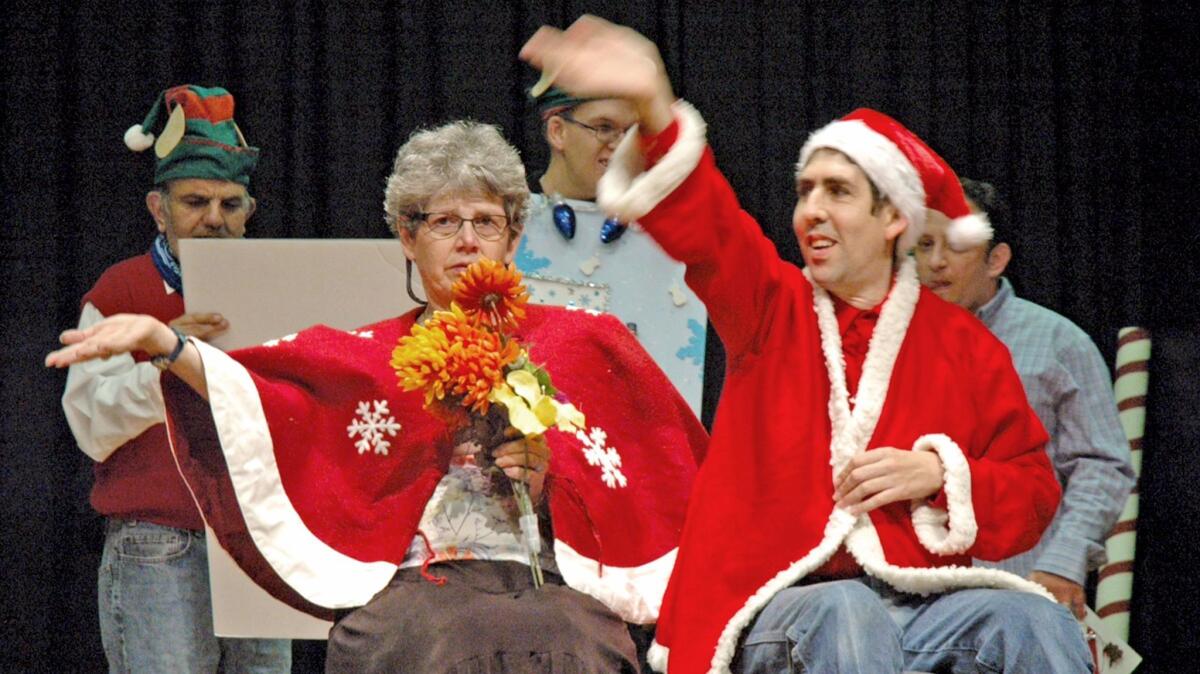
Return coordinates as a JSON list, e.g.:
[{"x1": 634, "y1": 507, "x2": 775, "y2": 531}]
[
  {"x1": 531, "y1": 85, "x2": 595, "y2": 120},
  {"x1": 124, "y1": 85, "x2": 260, "y2": 186}
]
